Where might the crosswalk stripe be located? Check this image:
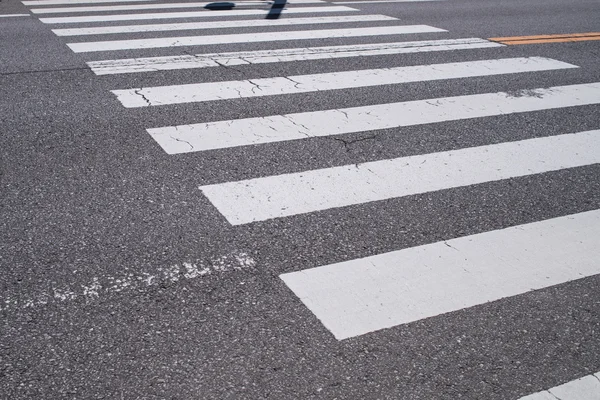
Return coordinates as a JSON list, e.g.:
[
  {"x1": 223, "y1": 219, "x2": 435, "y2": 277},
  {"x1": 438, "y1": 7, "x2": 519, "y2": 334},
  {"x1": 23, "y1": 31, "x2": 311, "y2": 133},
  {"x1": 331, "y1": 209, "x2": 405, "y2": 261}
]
[
  {"x1": 148, "y1": 82, "x2": 600, "y2": 155},
  {"x1": 0, "y1": 14, "x2": 30, "y2": 17},
  {"x1": 334, "y1": 0, "x2": 443, "y2": 3},
  {"x1": 519, "y1": 371, "x2": 600, "y2": 400},
  {"x1": 23, "y1": 0, "x2": 155, "y2": 5},
  {"x1": 113, "y1": 57, "x2": 575, "y2": 107},
  {"x1": 52, "y1": 14, "x2": 398, "y2": 36},
  {"x1": 31, "y1": 0, "x2": 323, "y2": 14},
  {"x1": 39, "y1": 6, "x2": 357, "y2": 23},
  {"x1": 280, "y1": 209, "x2": 600, "y2": 340},
  {"x1": 199, "y1": 129, "x2": 600, "y2": 225},
  {"x1": 68, "y1": 25, "x2": 445, "y2": 52},
  {"x1": 88, "y1": 38, "x2": 503, "y2": 75}
]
